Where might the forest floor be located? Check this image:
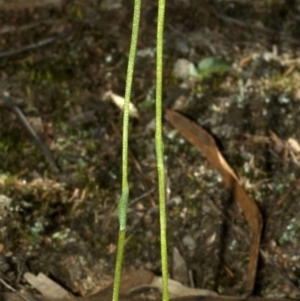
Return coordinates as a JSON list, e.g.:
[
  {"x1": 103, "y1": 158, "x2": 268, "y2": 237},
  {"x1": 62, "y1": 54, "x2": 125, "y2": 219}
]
[{"x1": 0, "y1": 0, "x2": 300, "y2": 299}]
